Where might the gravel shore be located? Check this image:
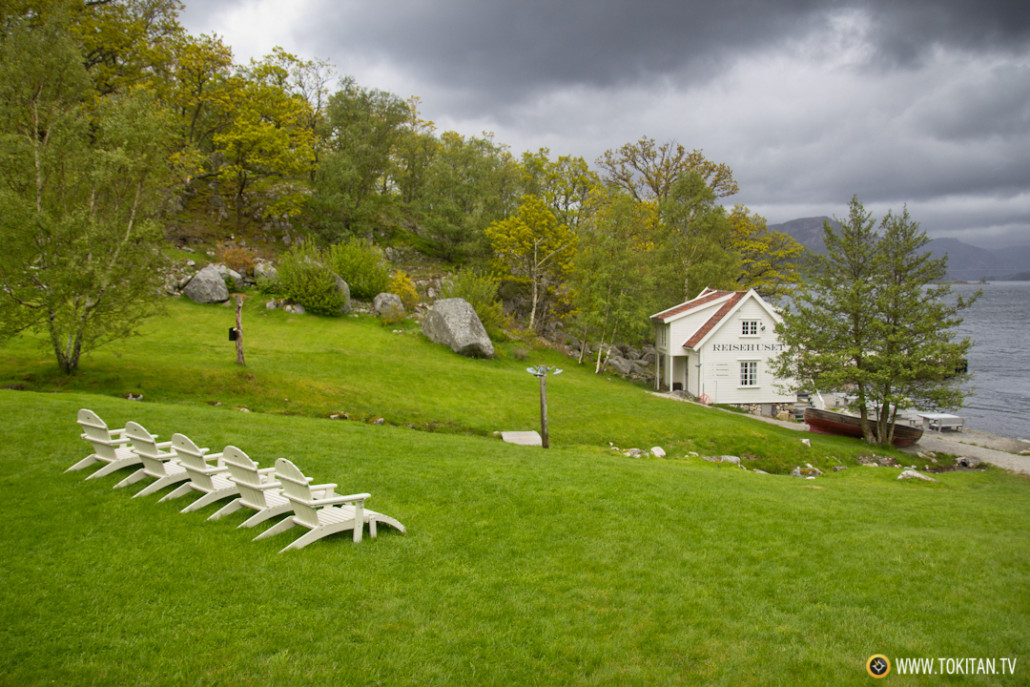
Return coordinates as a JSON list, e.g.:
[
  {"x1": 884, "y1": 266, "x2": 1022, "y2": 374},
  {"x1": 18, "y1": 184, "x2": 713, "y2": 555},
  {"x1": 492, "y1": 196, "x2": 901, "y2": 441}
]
[
  {"x1": 653, "y1": 393, "x2": 1030, "y2": 476},
  {"x1": 901, "y1": 428, "x2": 1030, "y2": 475}
]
